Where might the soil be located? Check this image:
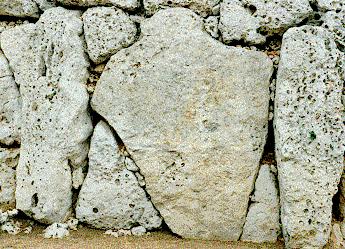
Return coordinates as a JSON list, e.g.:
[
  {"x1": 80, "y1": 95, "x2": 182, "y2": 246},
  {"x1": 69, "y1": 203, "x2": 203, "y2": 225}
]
[{"x1": 1, "y1": 225, "x2": 285, "y2": 249}]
